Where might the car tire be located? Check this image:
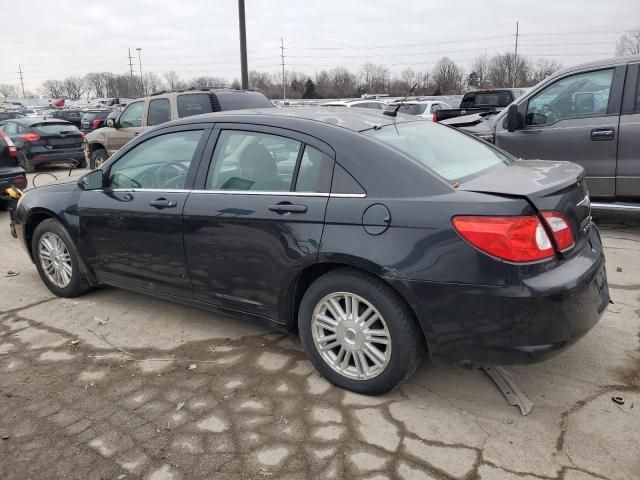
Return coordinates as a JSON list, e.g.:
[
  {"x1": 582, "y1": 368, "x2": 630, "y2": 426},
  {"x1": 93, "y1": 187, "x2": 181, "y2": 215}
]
[
  {"x1": 89, "y1": 149, "x2": 108, "y2": 170},
  {"x1": 298, "y1": 268, "x2": 425, "y2": 395},
  {"x1": 32, "y1": 219, "x2": 93, "y2": 298},
  {"x1": 17, "y1": 150, "x2": 34, "y2": 173}
]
